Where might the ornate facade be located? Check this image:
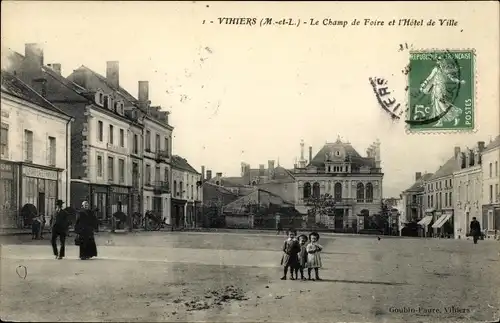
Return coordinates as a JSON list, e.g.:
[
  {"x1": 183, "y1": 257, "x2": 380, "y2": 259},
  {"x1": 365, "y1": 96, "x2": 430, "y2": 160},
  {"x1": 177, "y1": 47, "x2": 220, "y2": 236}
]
[{"x1": 293, "y1": 137, "x2": 384, "y2": 230}]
